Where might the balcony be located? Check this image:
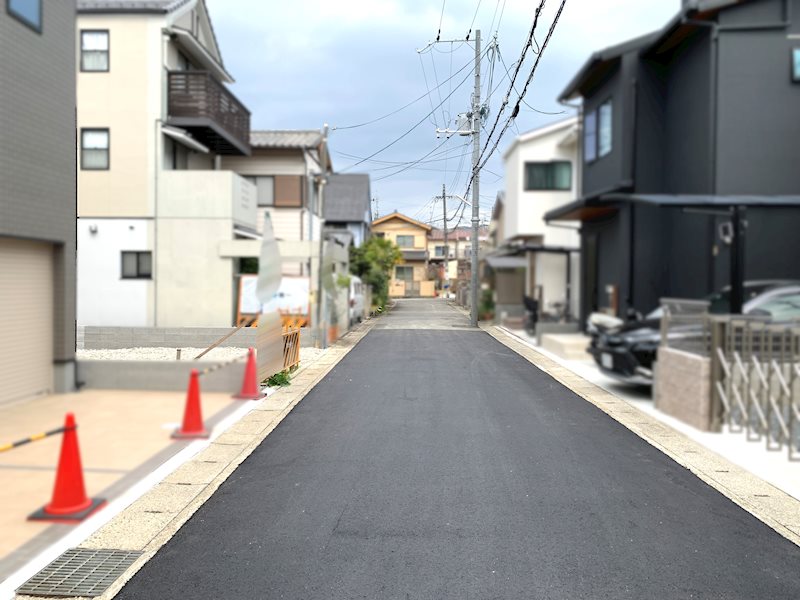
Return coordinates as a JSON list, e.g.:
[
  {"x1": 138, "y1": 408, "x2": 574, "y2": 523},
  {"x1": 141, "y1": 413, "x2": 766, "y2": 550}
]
[
  {"x1": 157, "y1": 170, "x2": 257, "y2": 231},
  {"x1": 167, "y1": 71, "x2": 251, "y2": 156}
]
